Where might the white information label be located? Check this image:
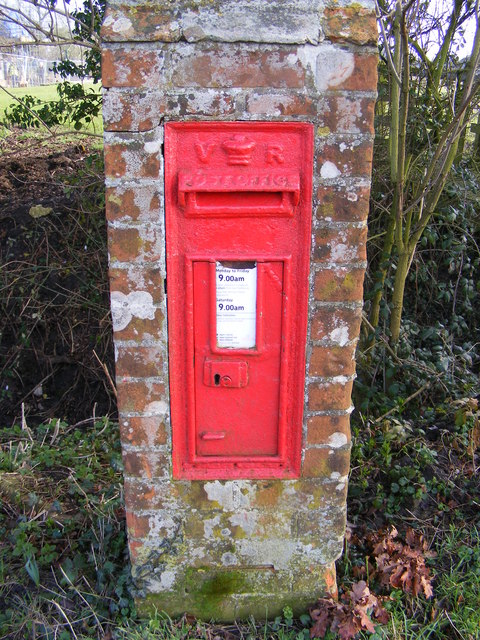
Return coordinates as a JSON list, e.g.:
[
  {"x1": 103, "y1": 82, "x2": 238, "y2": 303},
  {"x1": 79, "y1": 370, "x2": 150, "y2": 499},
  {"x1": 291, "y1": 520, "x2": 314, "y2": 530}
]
[{"x1": 216, "y1": 262, "x2": 257, "y2": 349}]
